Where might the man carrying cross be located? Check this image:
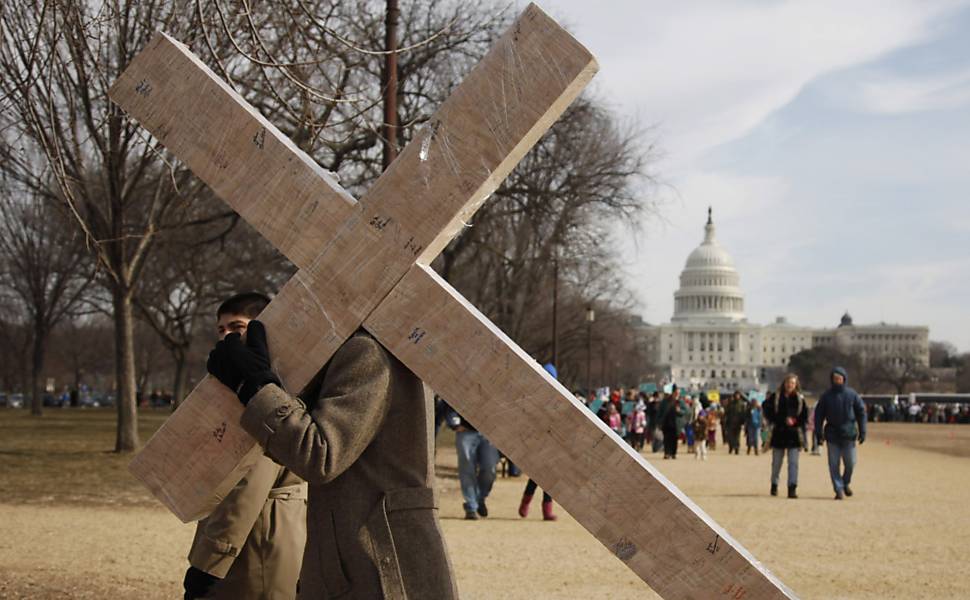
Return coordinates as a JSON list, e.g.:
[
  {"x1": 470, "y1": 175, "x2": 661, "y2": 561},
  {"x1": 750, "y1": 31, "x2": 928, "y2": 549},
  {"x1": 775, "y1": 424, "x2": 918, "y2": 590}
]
[
  {"x1": 109, "y1": 5, "x2": 796, "y2": 598},
  {"x1": 206, "y1": 320, "x2": 457, "y2": 598}
]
